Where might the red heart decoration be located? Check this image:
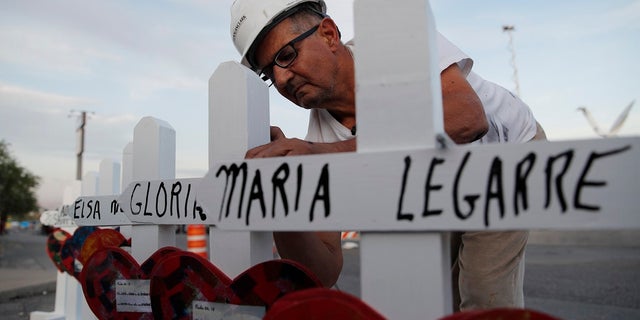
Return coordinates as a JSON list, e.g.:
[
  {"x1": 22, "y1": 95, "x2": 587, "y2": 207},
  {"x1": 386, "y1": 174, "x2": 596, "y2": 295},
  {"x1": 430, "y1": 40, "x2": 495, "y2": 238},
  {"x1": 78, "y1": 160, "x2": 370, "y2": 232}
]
[
  {"x1": 60, "y1": 226, "x2": 99, "y2": 279},
  {"x1": 439, "y1": 308, "x2": 561, "y2": 320},
  {"x1": 79, "y1": 228, "x2": 129, "y2": 264},
  {"x1": 46, "y1": 228, "x2": 72, "y2": 273},
  {"x1": 264, "y1": 288, "x2": 386, "y2": 320},
  {"x1": 230, "y1": 259, "x2": 322, "y2": 307},
  {"x1": 80, "y1": 246, "x2": 182, "y2": 320},
  {"x1": 149, "y1": 256, "x2": 322, "y2": 319},
  {"x1": 149, "y1": 251, "x2": 234, "y2": 319}
]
